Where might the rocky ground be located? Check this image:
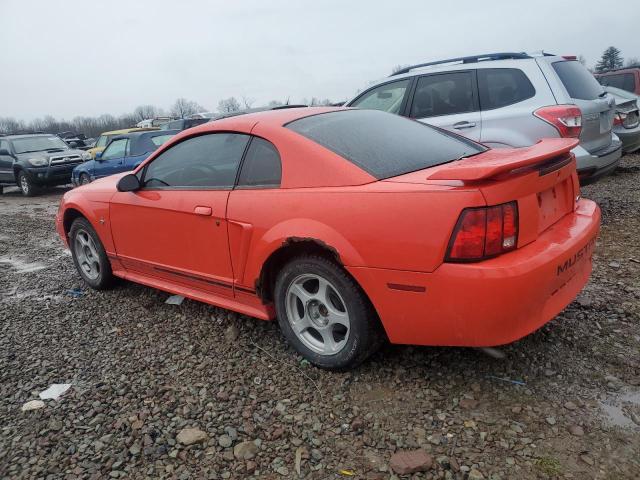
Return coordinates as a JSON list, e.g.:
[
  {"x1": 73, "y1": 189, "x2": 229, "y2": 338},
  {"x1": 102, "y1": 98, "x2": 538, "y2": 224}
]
[{"x1": 1, "y1": 155, "x2": 639, "y2": 480}]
